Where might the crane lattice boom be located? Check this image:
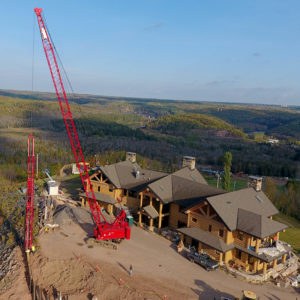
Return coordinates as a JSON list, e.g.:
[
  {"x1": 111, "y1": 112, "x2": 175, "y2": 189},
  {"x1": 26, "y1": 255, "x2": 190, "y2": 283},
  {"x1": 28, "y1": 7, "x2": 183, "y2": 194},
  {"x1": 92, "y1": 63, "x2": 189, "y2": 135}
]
[
  {"x1": 25, "y1": 134, "x2": 35, "y2": 251},
  {"x1": 34, "y1": 8, "x2": 130, "y2": 241}
]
